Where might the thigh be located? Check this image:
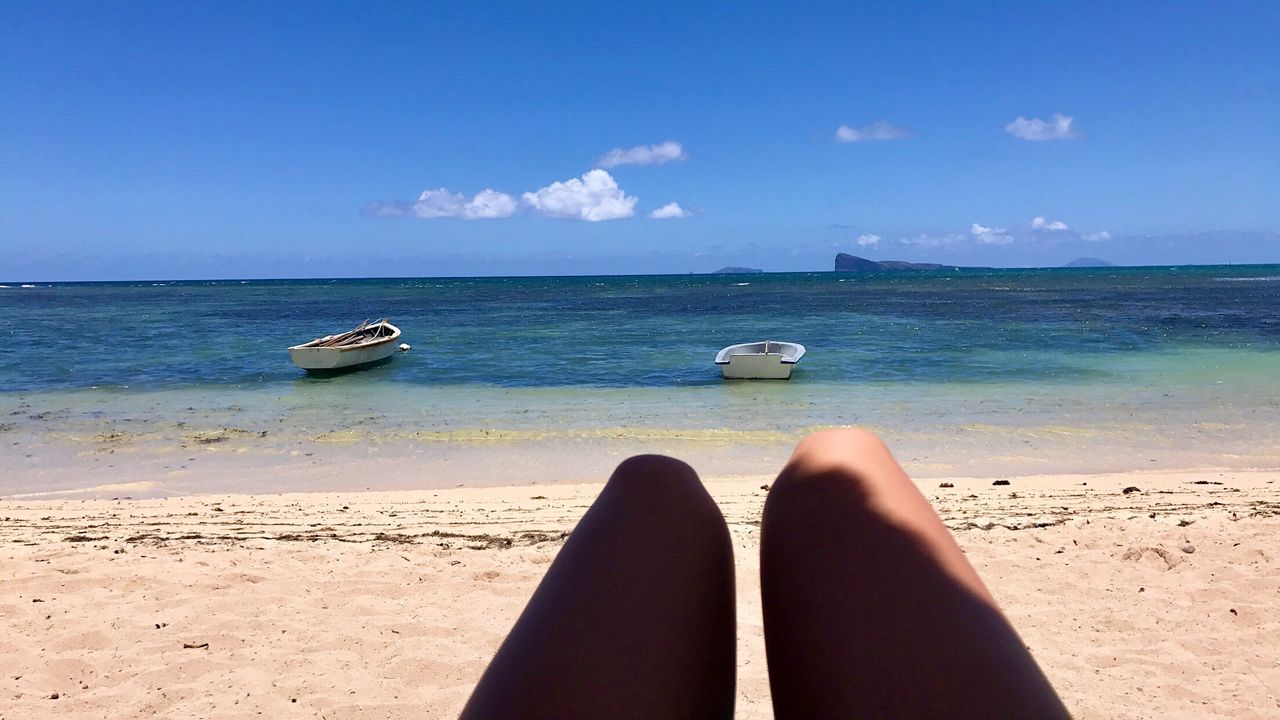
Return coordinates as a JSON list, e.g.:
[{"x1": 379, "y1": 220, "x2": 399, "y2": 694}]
[
  {"x1": 462, "y1": 454, "x2": 737, "y2": 720},
  {"x1": 760, "y1": 429, "x2": 1068, "y2": 719}
]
